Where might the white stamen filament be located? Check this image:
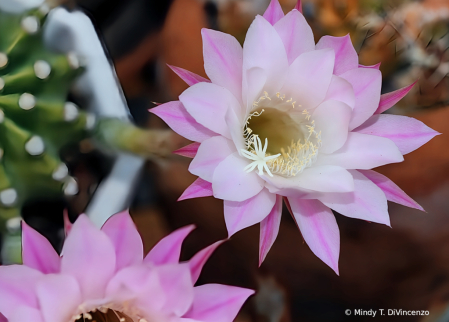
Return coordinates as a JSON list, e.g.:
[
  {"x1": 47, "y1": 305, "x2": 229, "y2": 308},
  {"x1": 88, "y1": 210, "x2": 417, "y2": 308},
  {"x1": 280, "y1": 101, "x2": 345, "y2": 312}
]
[{"x1": 241, "y1": 136, "x2": 281, "y2": 177}]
